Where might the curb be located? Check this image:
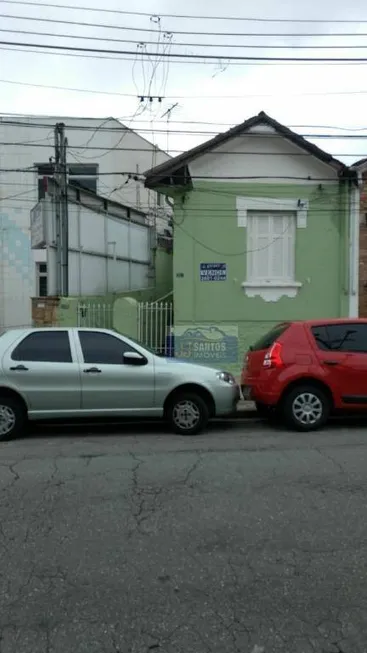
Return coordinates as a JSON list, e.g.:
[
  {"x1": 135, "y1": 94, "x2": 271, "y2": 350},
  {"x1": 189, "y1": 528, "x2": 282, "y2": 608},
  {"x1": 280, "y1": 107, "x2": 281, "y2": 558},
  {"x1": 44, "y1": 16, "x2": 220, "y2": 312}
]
[
  {"x1": 233, "y1": 410, "x2": 259, "y2": 419},
  {"x1": 214, "y1": 409, "x2": 261, "y2": 421}
]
